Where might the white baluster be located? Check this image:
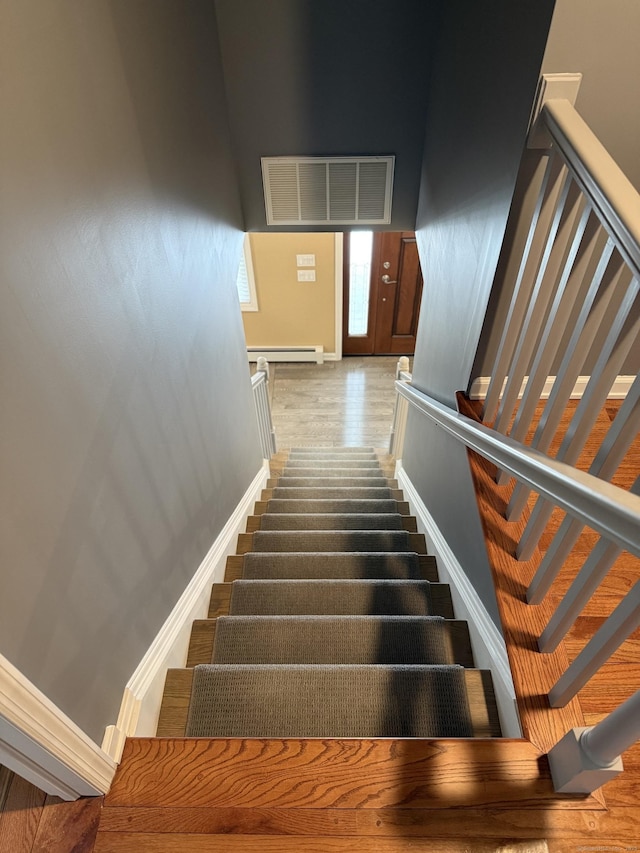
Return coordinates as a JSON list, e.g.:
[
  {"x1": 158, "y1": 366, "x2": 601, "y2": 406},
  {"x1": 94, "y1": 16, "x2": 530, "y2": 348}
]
[
  {"x1": 538, "y1": 537, "x2": 620, "y2": 650},
  {"x1": 508, "y1": 243, "x2": 620, "y2": 521},
  {"x1": 494, "y1": 178, "x2": 582, "y2": 447},
  {"x1": 518, "y1": 276, "x2": 640, "y2": 560},
  {"x1": 548, "y1": 580, "x2": 640, "y2": 707},
  {"x1": 483, "y1": 154, "x2": 566, "y2": 423},
  {"x1": 548, "y1": 690, "x2": 640, "y2": 793},
  {"x1": 507, "y1": 213, "x2": 602, "y2": 457}
]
